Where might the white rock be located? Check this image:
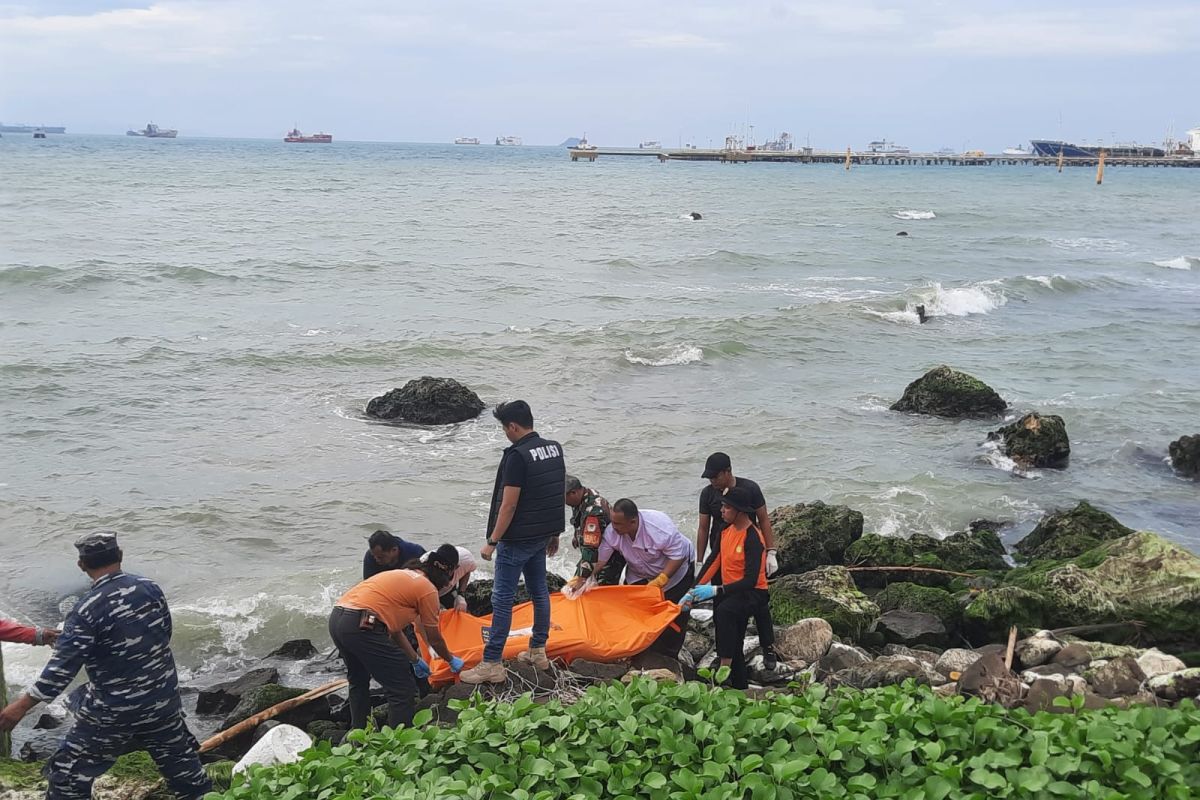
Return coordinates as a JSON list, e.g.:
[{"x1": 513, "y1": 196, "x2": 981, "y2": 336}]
[
  {"x1": 1136, "y1": 649, "x2": 1187, "y2": 679},
  {"x1": 934, "y1": 648, "x2": 981, "y2": 677},
  {"x1": 775, "y1": 618, "x2": 835, "y2": 664},
  {"x1": 1014, "y1": 631, "x2": 1063, "y2": 668},
  {"x1": 233, "y1": 724, "x2": 313, "y2": 775}
]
